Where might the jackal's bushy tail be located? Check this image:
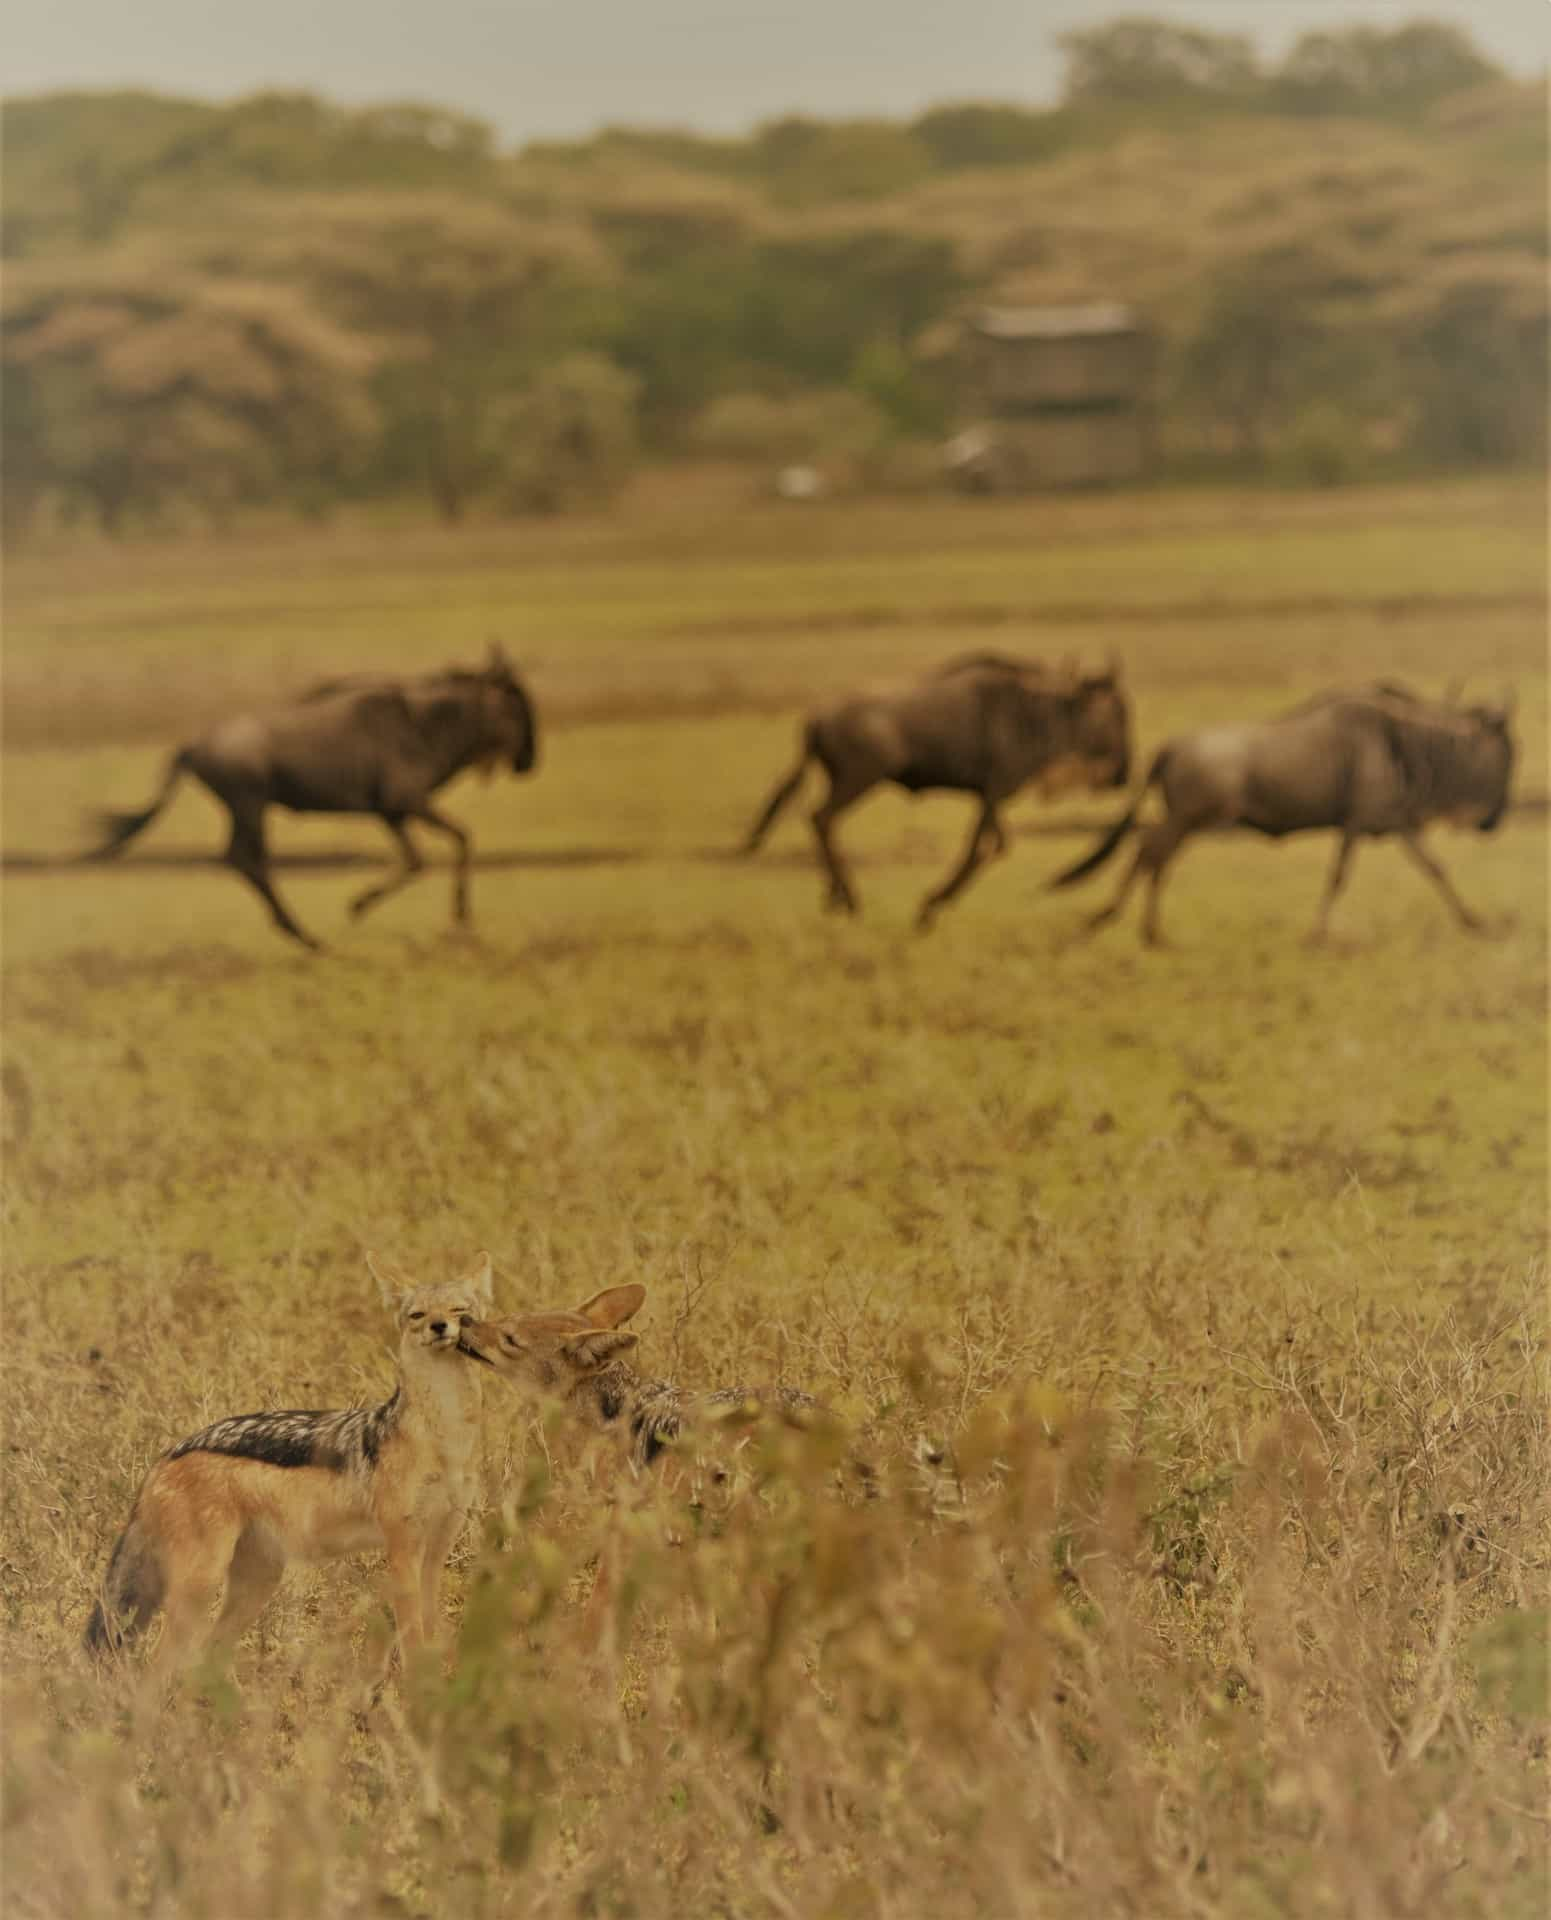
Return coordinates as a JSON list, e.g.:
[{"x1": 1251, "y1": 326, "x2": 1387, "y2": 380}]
[
  {"x1": 83, "y1": 1514, "x2": 165, "y2": 1656},
  {"x1": 1048, "y1": 748, "x2": 1168, "y2": 889},
  {"x1": 742, "y1": 723, "x2": 816, "y2": 854},
  {"x1": 86, "y1": 749, "x2": 191, "y2": 860}
]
